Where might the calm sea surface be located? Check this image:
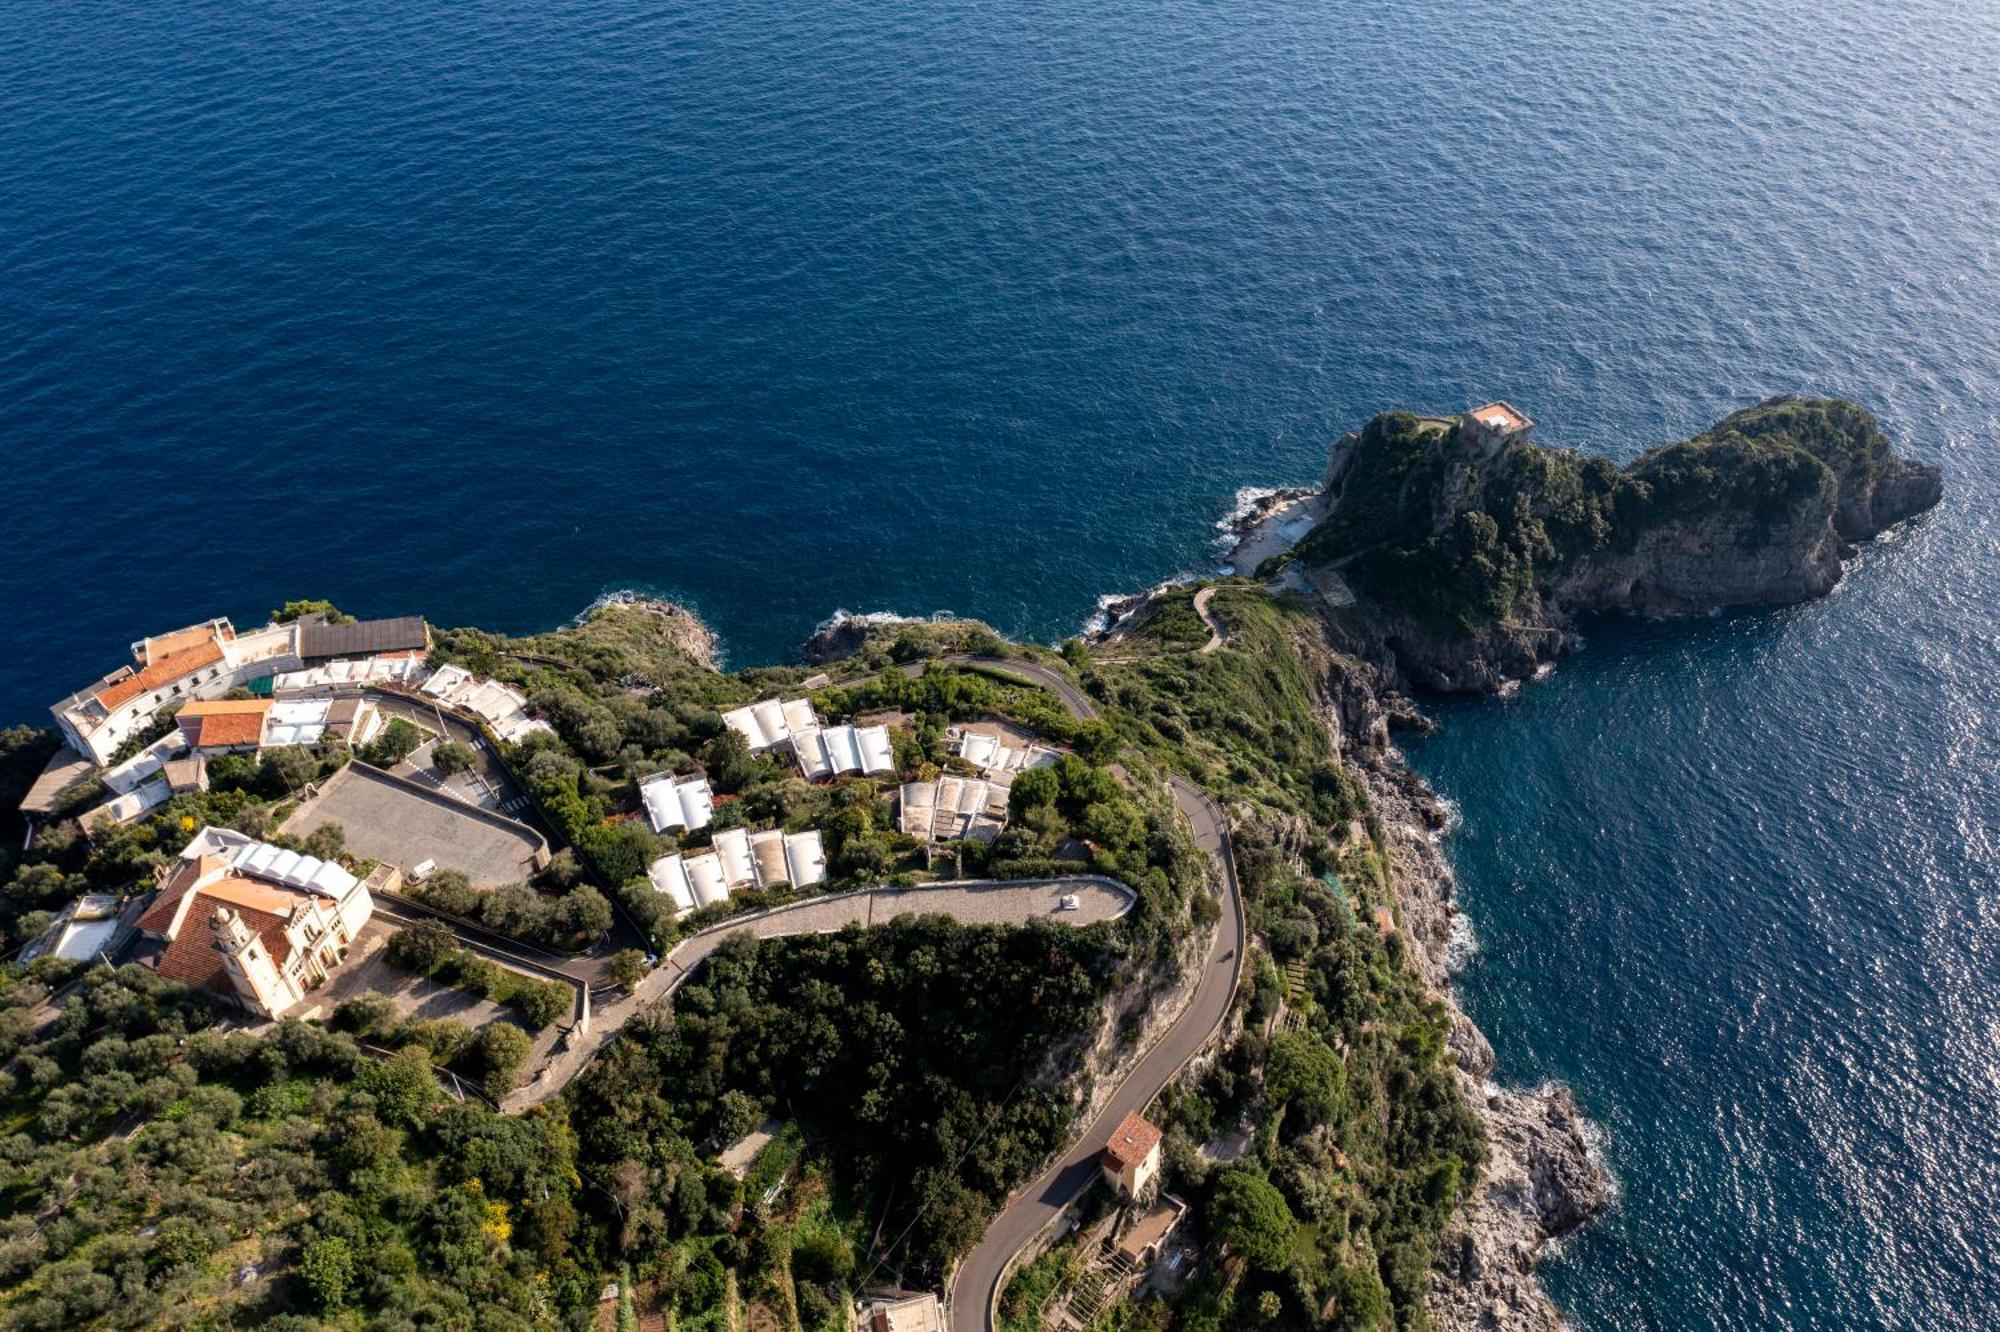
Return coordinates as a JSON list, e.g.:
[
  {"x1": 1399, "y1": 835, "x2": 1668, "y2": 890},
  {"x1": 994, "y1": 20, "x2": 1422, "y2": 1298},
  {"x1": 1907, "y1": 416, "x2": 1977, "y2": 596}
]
[{"x1": 3, "y1": 1, "x2": 1996, "y2": 1326}]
